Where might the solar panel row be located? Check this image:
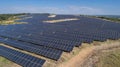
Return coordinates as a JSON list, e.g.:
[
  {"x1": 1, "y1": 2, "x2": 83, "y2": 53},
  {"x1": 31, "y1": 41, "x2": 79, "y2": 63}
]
[
  {"x1": 0, "y1": 45, "x2": 45, "y2": 67},
  {"x1": 0, "y1": 32, "x2": 74, "y2": 52},
  {"x1": 0, "y1": 37, "x2": 62, "y2": 60}
]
